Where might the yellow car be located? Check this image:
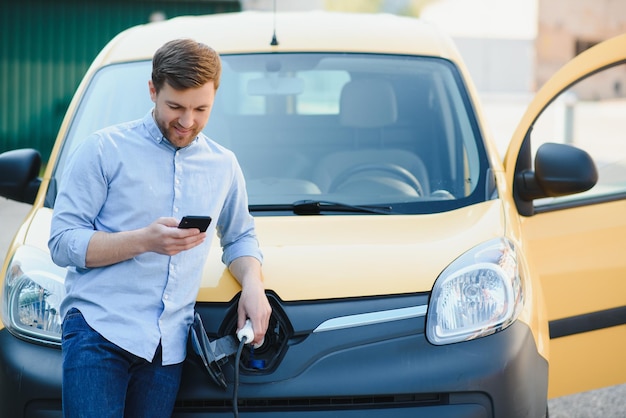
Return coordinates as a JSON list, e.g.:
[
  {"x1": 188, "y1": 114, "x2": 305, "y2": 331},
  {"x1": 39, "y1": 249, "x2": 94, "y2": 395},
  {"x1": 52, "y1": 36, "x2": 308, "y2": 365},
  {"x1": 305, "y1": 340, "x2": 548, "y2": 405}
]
[{"x1": 0, "y1": 11, "x2": 624, "y2": 418}]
